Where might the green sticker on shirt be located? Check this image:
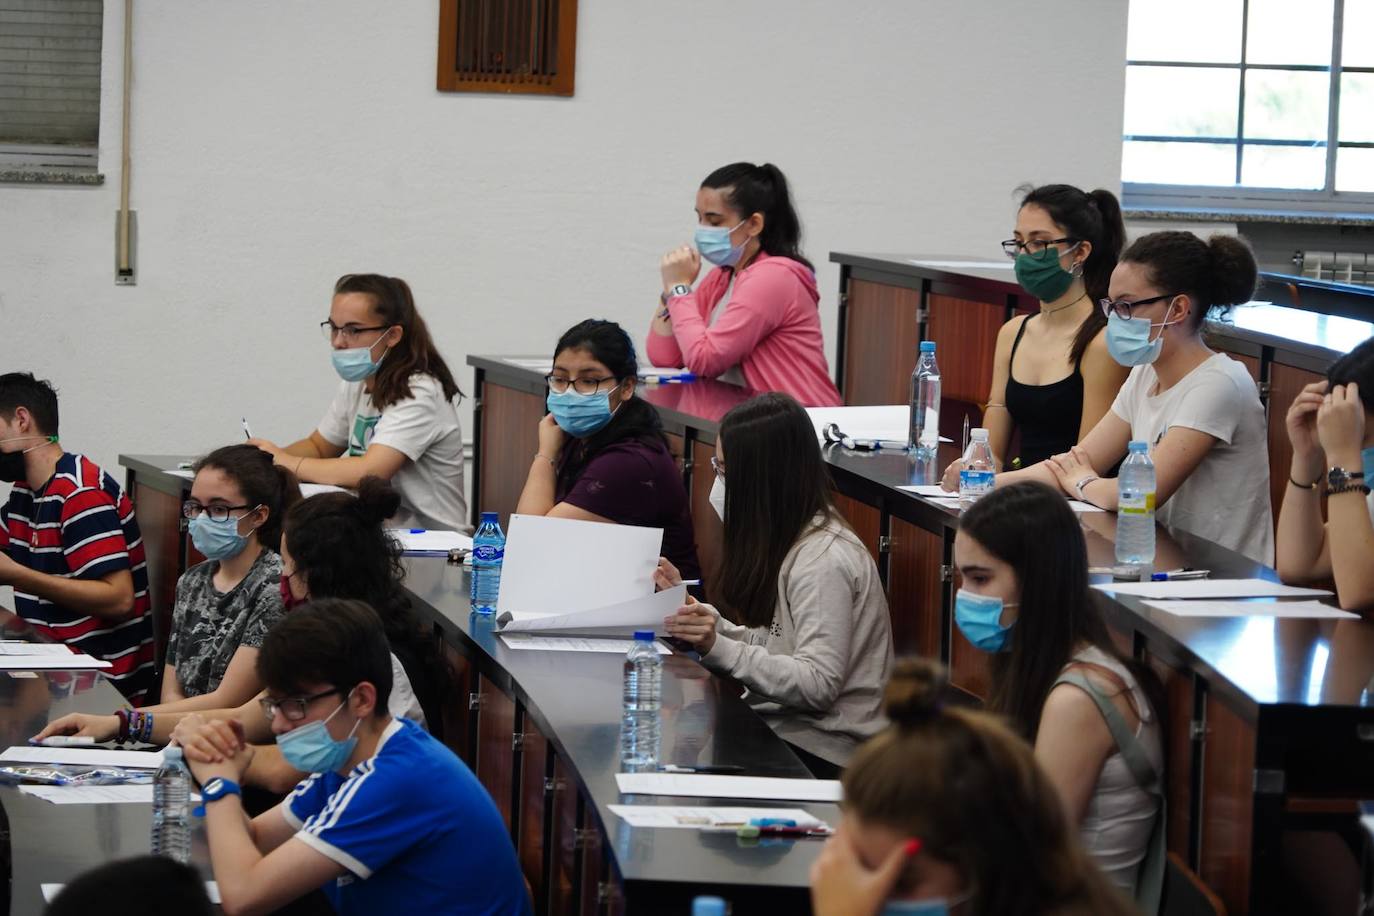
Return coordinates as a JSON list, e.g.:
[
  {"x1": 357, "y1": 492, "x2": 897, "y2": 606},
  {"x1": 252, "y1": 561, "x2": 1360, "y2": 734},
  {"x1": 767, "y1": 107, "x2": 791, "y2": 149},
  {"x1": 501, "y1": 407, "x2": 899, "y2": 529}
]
[{"x1": 349, "y1": 413, "x2": 380, "y2": 457}]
